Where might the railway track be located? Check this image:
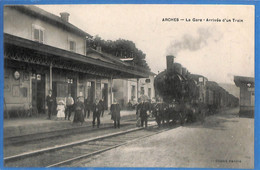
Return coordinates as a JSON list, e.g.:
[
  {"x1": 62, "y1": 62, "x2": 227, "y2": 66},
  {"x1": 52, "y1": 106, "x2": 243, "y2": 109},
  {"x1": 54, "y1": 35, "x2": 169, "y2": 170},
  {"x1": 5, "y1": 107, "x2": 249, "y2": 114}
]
[
  {"x1": 4, "y1": 117, "x2": 137, "y2": 146},
  {"x1": 4, "y1": 123, "x2": 170, "y2": 167}
]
